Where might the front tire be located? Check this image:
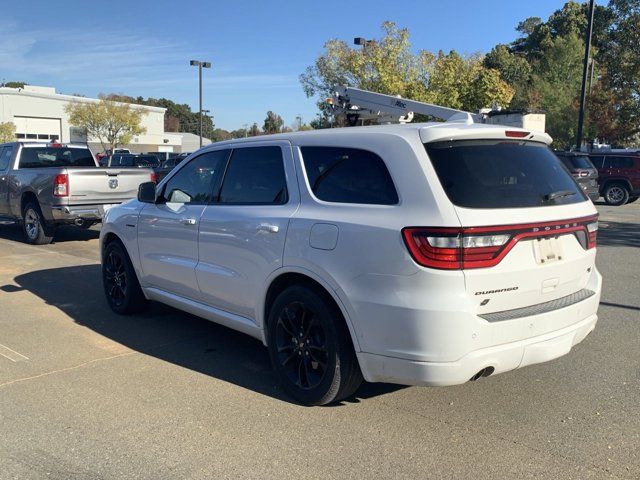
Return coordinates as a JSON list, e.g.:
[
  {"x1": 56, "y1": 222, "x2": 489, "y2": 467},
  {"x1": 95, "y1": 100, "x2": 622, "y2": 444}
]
[
  {"x1": 102, "y1": 240, "x2": 148, "y2": 315},
  {"x1": 267, "y1": 285, "x2": 362, "y2": 406},
  {"x1": 22, "y1": 202, "x2": 53, "y2": 245},
  {"x1": 603, "y1": 183, "x2": 630, "y2": 206}
]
